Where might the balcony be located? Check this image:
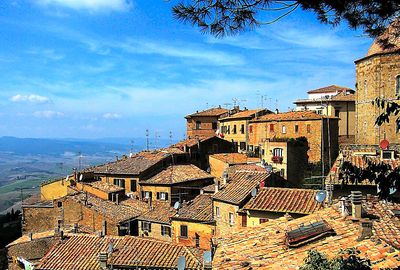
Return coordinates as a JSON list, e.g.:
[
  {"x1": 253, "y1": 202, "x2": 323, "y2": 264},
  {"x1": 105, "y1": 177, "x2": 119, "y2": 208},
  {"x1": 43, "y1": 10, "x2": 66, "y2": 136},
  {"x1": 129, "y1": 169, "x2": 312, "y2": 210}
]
[{"x1": 271, "y1": 156, "x2": 283, "y2": 164}]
